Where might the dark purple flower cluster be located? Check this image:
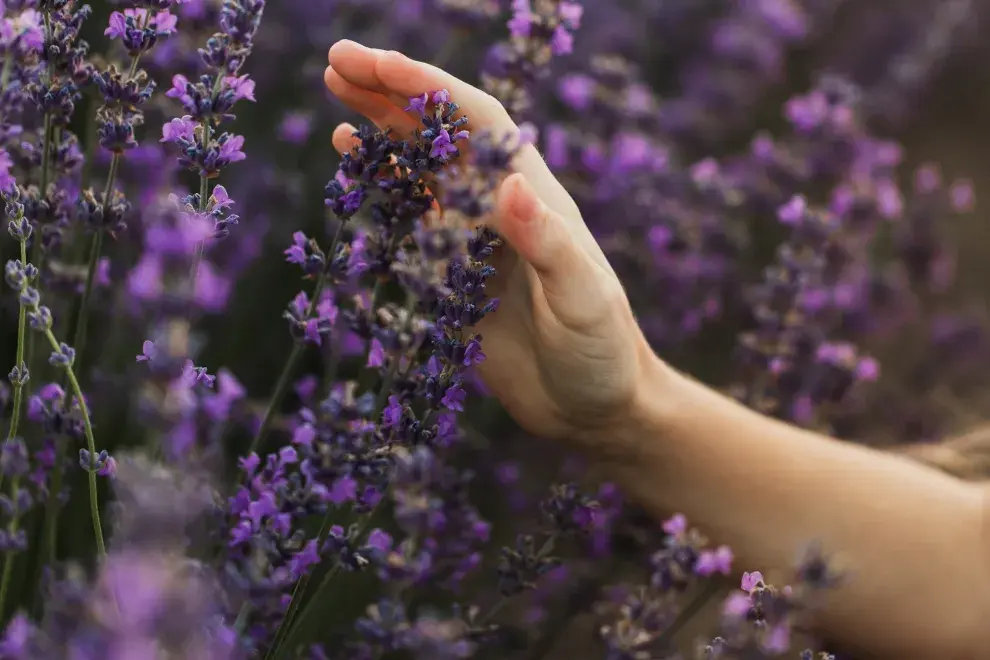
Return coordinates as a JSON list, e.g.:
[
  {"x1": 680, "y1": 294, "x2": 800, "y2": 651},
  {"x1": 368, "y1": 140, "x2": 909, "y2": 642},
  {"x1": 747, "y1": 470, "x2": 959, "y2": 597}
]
[{"x1": 220, "y1": 90, "x2": 545, "y2": 656}]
